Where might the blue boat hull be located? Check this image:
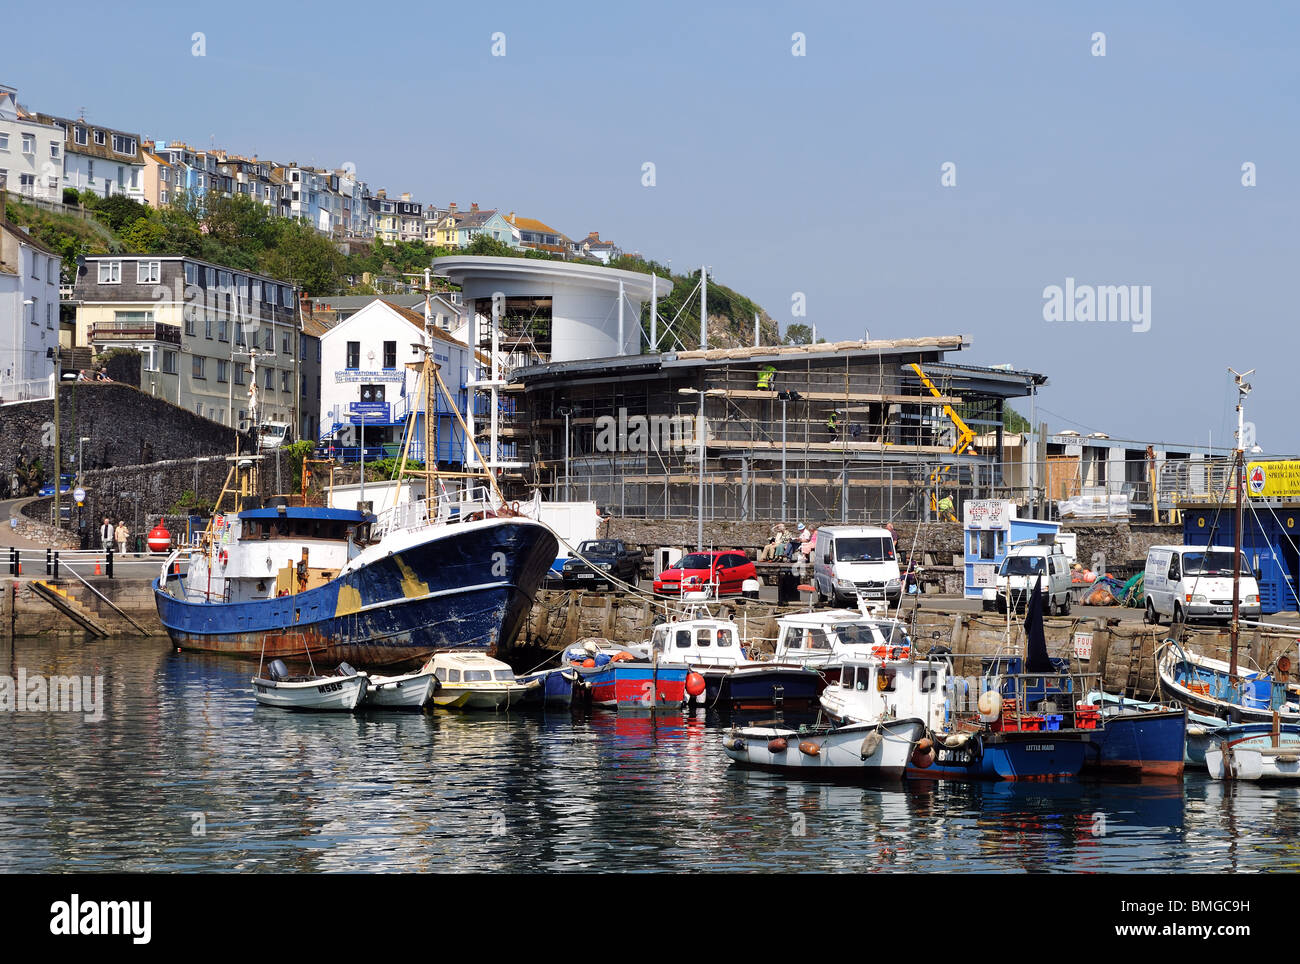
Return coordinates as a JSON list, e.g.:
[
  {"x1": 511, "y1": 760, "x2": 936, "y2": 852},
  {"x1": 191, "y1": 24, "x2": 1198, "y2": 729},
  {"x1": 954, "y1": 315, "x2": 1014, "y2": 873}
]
[
  {"x1": 909, "y1": 731, "x2": 1091, "y2": 781},
  {"x1": 706, "y1": 667, "x2": 823, "y2": 712},
  {"x1": 1085, "y1": 709, "x2": 1186, "y2": 778},
  {"x1": 154, "y1": 521, "x2": 557, "y2": 668}
]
